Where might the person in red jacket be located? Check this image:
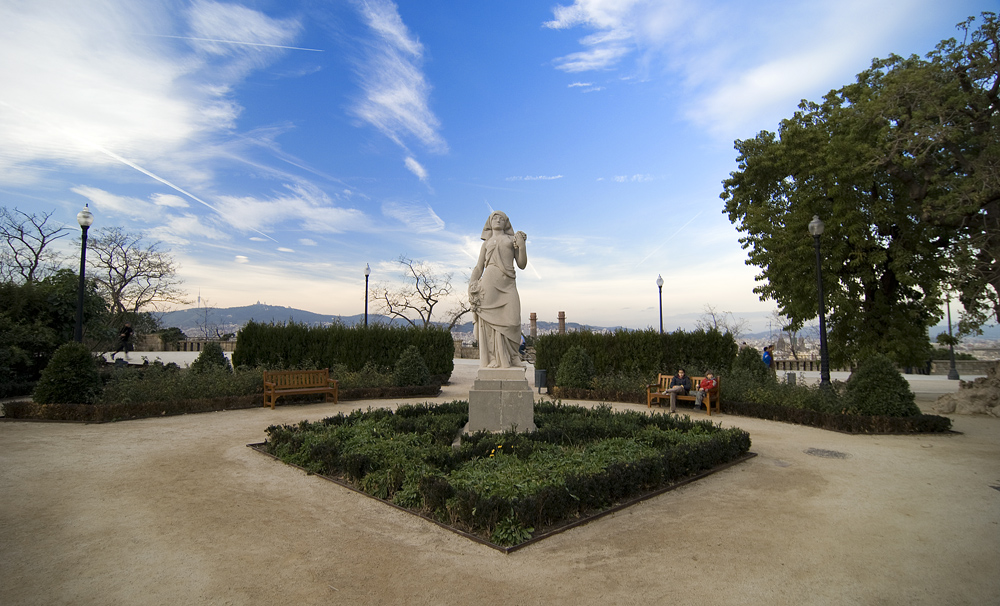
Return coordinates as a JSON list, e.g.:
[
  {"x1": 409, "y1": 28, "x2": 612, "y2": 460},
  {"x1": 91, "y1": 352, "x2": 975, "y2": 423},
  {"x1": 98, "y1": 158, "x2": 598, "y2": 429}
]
[{"x1": 694, "y1": 372, "x2": 718, "y2": 411}]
